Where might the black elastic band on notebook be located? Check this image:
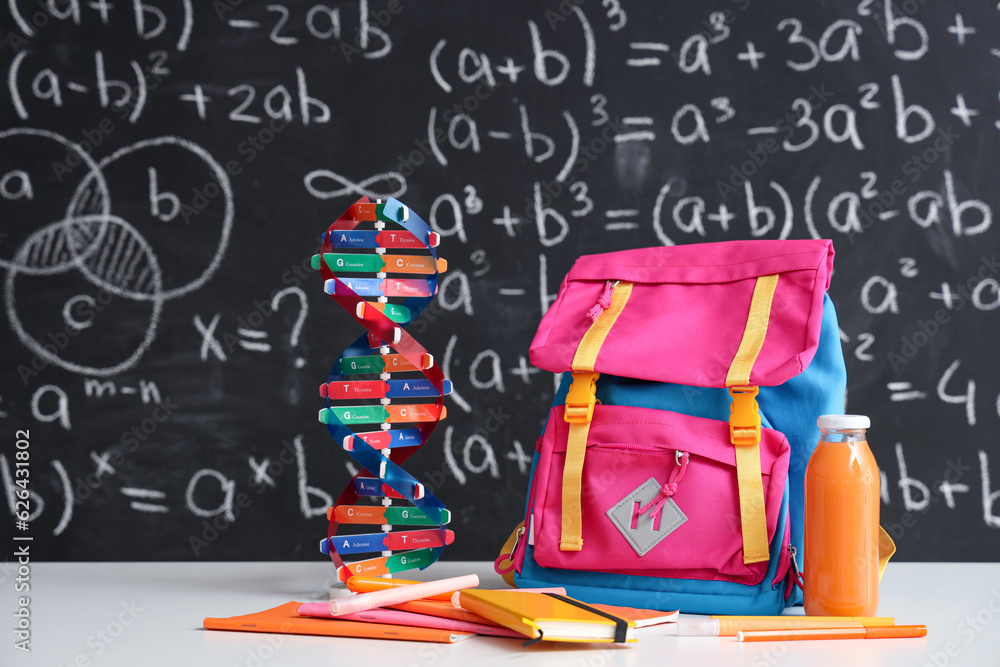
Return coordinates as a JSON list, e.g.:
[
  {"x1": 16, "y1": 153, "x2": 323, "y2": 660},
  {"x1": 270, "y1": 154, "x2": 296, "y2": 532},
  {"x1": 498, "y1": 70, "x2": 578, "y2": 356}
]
[
  {"x1": 543, "y1": 593, "x2": 628, "y2": 643},
  {"x1": 522, "y1": 629, "x2": 544, "y2": 647}
]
